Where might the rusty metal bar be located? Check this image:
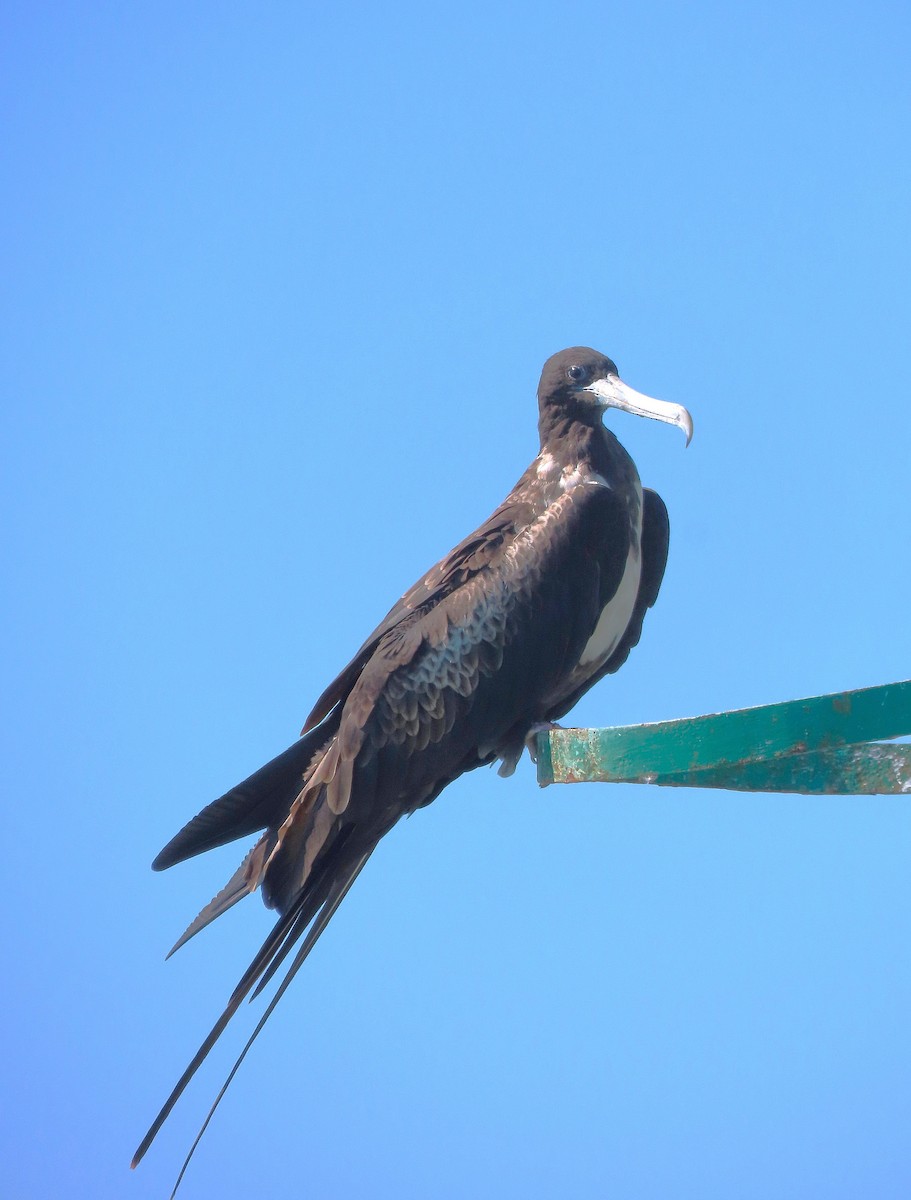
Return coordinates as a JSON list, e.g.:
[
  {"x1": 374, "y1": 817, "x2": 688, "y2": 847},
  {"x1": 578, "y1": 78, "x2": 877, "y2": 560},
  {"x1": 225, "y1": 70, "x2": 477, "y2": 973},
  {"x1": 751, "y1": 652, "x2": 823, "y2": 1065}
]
[{"x1": 535, "y1": 680, "x2": 911, "y2": 795}]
